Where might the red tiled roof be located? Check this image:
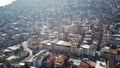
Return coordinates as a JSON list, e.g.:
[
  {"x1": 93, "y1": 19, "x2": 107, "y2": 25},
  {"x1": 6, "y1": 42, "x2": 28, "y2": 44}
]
[
  {"x1": 80, "y1": 60, "x2": 91, "y2": 67},
  {"x1": 110, "y1": 48, "x2": 118, "y2": 54},
  {"x1": 56, "y1": 55, "x2": 65, "y2": 63},
  {"x1": 47, "y1": 55, "x2": 55, "y2": 64}
]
